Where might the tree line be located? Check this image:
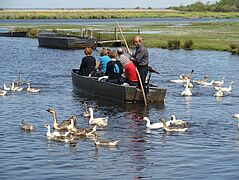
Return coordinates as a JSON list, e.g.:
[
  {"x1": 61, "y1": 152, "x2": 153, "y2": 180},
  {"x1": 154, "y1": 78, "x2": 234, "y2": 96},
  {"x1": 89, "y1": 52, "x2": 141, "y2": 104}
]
[{"x1": 169, "y1": 0, "x2": 239, "y2": 12}]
